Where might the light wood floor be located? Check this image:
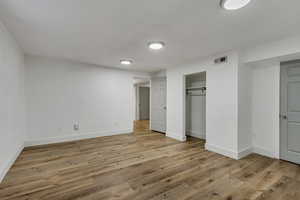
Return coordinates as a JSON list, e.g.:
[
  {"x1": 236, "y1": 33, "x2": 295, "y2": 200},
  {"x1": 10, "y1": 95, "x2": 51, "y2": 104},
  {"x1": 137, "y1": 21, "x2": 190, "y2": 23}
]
[{"x1": 1, "y1": 120, "x2": 300, "y2": 200}]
